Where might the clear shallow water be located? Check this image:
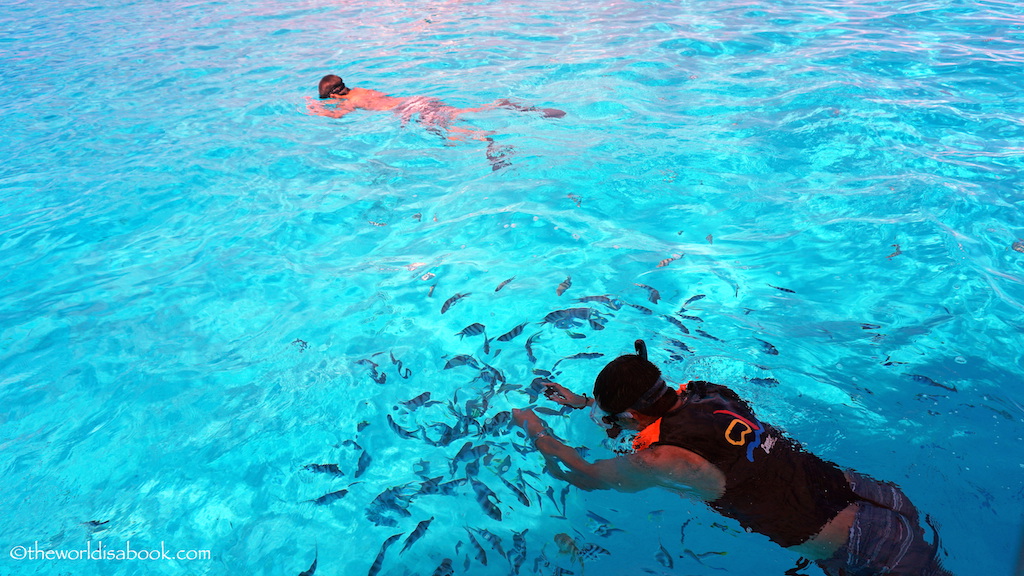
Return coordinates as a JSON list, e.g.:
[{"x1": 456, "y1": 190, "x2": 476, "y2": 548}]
[{"x1": 2, "y1": 0, "x2": 1023, "y2": 574}]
